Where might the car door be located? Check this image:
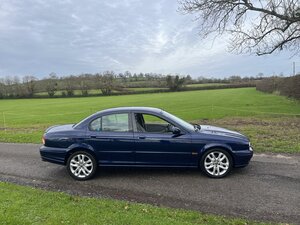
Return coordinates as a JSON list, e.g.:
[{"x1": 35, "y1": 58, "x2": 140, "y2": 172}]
[
  {"x1": 133, "y1": 113, "x2": 196, "y2": 166},
  {"x1": 86, "y1": 112, "x2": 135, "y2": 165}
]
